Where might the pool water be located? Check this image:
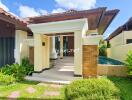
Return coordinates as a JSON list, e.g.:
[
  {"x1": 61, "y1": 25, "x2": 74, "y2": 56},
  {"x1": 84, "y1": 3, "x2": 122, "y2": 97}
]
[{"x1": 98, "y1": 56, "x2": 124, "y2": 65}]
